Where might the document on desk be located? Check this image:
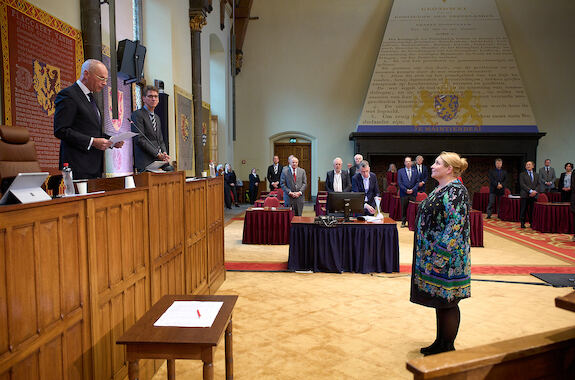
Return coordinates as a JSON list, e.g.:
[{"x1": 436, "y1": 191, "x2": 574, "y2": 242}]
[{"x1": 154, "y1": 301, "x2": 223, "y2": 328}]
